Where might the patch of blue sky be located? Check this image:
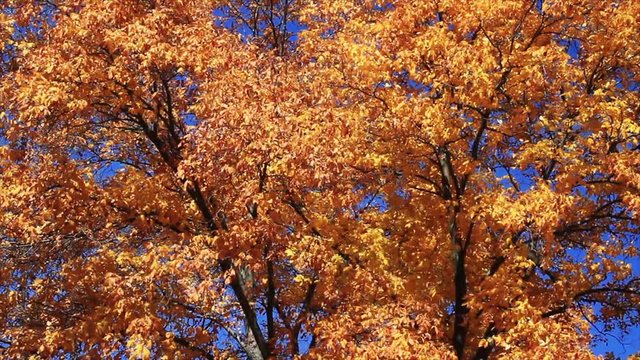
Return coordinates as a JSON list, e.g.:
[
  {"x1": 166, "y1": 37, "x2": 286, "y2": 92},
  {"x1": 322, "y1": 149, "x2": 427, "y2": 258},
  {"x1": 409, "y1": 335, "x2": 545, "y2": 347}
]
[
  {"x1": 212, "y1": 6, "x2": 307, "y2": 46},
  {"x1": 493, "y1": 166, "x2": 535, "y2": 192},
  {"x1": 354, "y1": 191, "x2": 388, "y2": 214},
  {"x1": 372, "y1": 1, "x2": 395, "y2": 12}
]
